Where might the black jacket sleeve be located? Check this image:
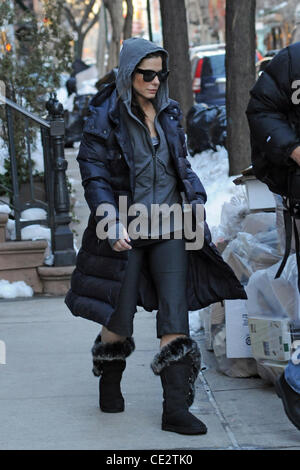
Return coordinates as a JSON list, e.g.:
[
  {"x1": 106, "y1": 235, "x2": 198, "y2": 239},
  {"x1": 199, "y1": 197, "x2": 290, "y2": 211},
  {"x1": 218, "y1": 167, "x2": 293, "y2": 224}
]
[
  {"x1": 76, "y1": 131, "x2": 120, "y2": 230},
  {"x1": 246, "y1": 47, "x2": 300, "y2": 166}
]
